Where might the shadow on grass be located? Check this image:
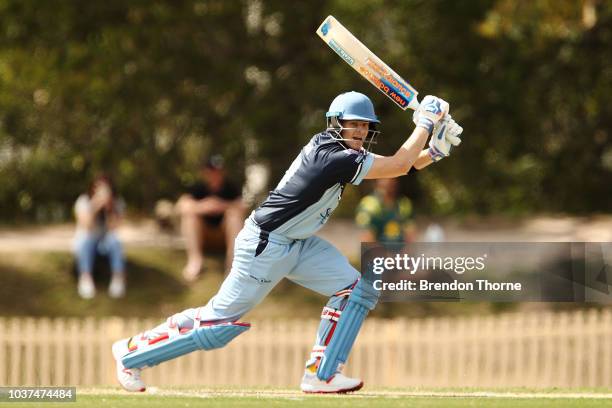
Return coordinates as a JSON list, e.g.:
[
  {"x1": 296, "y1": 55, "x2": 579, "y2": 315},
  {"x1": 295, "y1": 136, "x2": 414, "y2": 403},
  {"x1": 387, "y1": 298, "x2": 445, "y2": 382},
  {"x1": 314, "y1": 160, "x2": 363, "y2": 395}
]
[
  {"x1": 118, "y1": 257, "x2": 189, "y2": 316},
  {"x1": 0, "y1": 265, "x2": 53, "y2": 315},
  {"x1": 0, "y1": 251, "x2": 189, "y2": 317}
]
